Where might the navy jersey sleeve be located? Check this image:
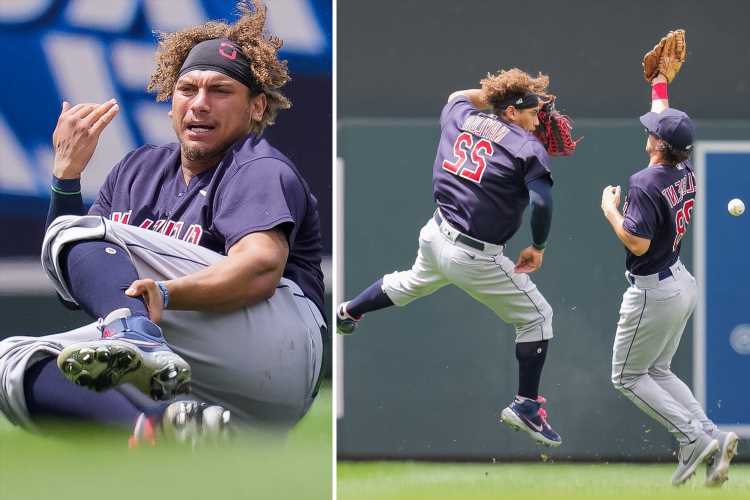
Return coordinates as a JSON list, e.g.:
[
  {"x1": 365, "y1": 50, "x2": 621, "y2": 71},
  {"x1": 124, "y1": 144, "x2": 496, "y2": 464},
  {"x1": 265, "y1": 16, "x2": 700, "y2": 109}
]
[
  {"x1": 88, "y1": 155, "x2": 129, "y2": 217},
  {"x1": 440, "y1": 95, "x2": 475, "y2": 128},
  {"x1": 213, "y1": 158, "x2": 307, "y2": 253},
  {"x1": 521, "y1": 141, "x2": 553, "y2": 185},
  {"x1": 622, "y1": 186, "x2": 659, "y2": 239}
]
